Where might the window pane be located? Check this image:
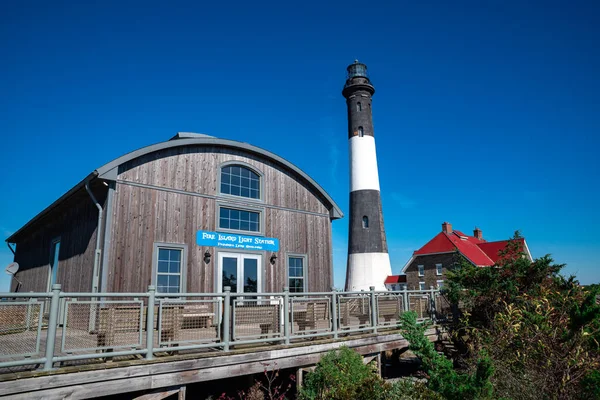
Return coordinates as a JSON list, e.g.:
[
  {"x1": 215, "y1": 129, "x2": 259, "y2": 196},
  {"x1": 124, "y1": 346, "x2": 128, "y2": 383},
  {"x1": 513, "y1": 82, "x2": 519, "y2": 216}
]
[
  {"x1": 250, "y1": 222, "x2": 258, "y2": 232},
  {"x1": 220, "y1": 218, "x2": 229, "y2": 229},
  {"x1": 231, "y1": 186, "x2": 241, "y2": 196},
  {"x1": 158, "y1": 248, "x2": 170, "y2": 261},
  {"x1": 240, "y1": 221, "x2": 250, "y2": 231},
  {"x1": 157, "y1": 275, "x2": 169, "y2": 287},
  {"x1": 230, "y1": 219, "x2": 240, "y2": 230},
  {"x1": 158, "y1": 261, "x2": 169, "y2": 273},
  {"x1": 222, "y1": 257, "x2": 237, "y2": 290},
  {"x1": 169, "y1": 261, "x2": 180, "y2": 273},
  {"x1": 220, "y1": 208, "x2": 230, "y2": 218},
  {"x1": 170, "y1": 250, "x2": 181, "y2": 262},
  {"x1": 250, "y1": 179, "x2": 259, "y2": 190},
  {"x1": 222, "y1": 173, "x2": 230, "y2": 184},
  {"x1": 231, "y1": 166, "x2": 240, "y2": 175},
  {"x1": 231, "y1": 175, "x2": 240, "y2": 186},
  {"x1": 243, "y1": 258, "x2": 258, "y2": 293},
  {"x1": 169, "y1": 275, "x2": 180, "y2": 288},
  {"x1": 289, "y1": 278, "x2": 304, "y2": 293}
]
